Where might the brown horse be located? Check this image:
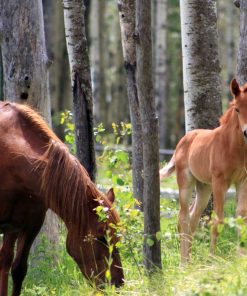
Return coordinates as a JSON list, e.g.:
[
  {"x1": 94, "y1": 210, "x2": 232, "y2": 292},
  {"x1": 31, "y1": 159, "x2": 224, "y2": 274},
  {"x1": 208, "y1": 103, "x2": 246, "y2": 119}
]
[
  {"x1": 160, "y1": 79, "x2": 247, "y2": 263},
  {"x1": 0, "y1": 102, "x2": 124, "y2": 296}
]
